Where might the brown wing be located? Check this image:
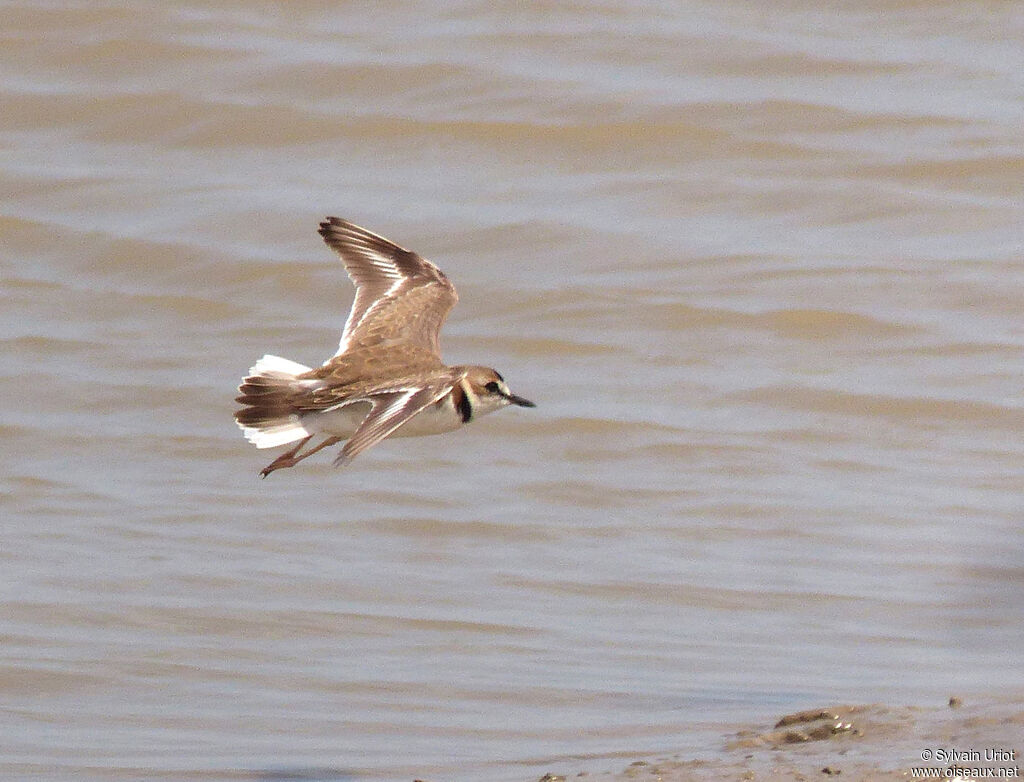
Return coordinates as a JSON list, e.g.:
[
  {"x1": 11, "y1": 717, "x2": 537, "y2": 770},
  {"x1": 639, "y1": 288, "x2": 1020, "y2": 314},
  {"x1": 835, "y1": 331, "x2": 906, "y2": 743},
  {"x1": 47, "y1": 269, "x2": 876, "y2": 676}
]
[
  {"x1": 332, "y1": 383, "x2": 454, "y2": 467},
  {"x1": 299, "y1": 344, "x2": 454, "y2": 411},
  {"x1": 318, "y1": 217, "x2": 458, "y2": 358}
]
